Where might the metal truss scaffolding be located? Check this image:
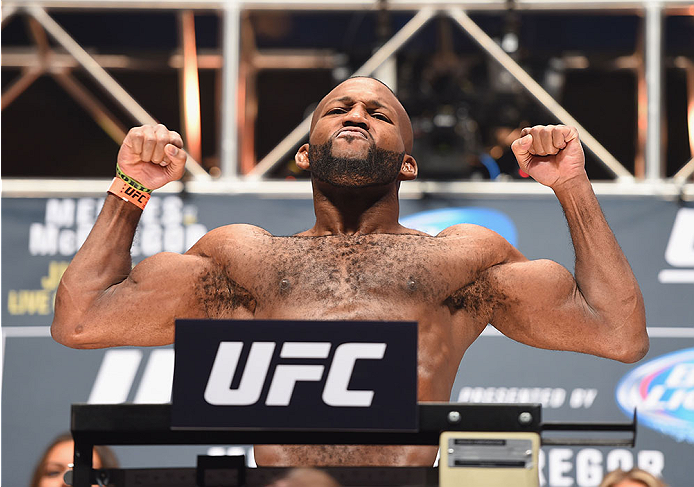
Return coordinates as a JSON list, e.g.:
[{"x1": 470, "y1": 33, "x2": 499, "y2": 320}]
[{"x1": 2, "y1": 1, "x2": 693, "y2": 200}]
